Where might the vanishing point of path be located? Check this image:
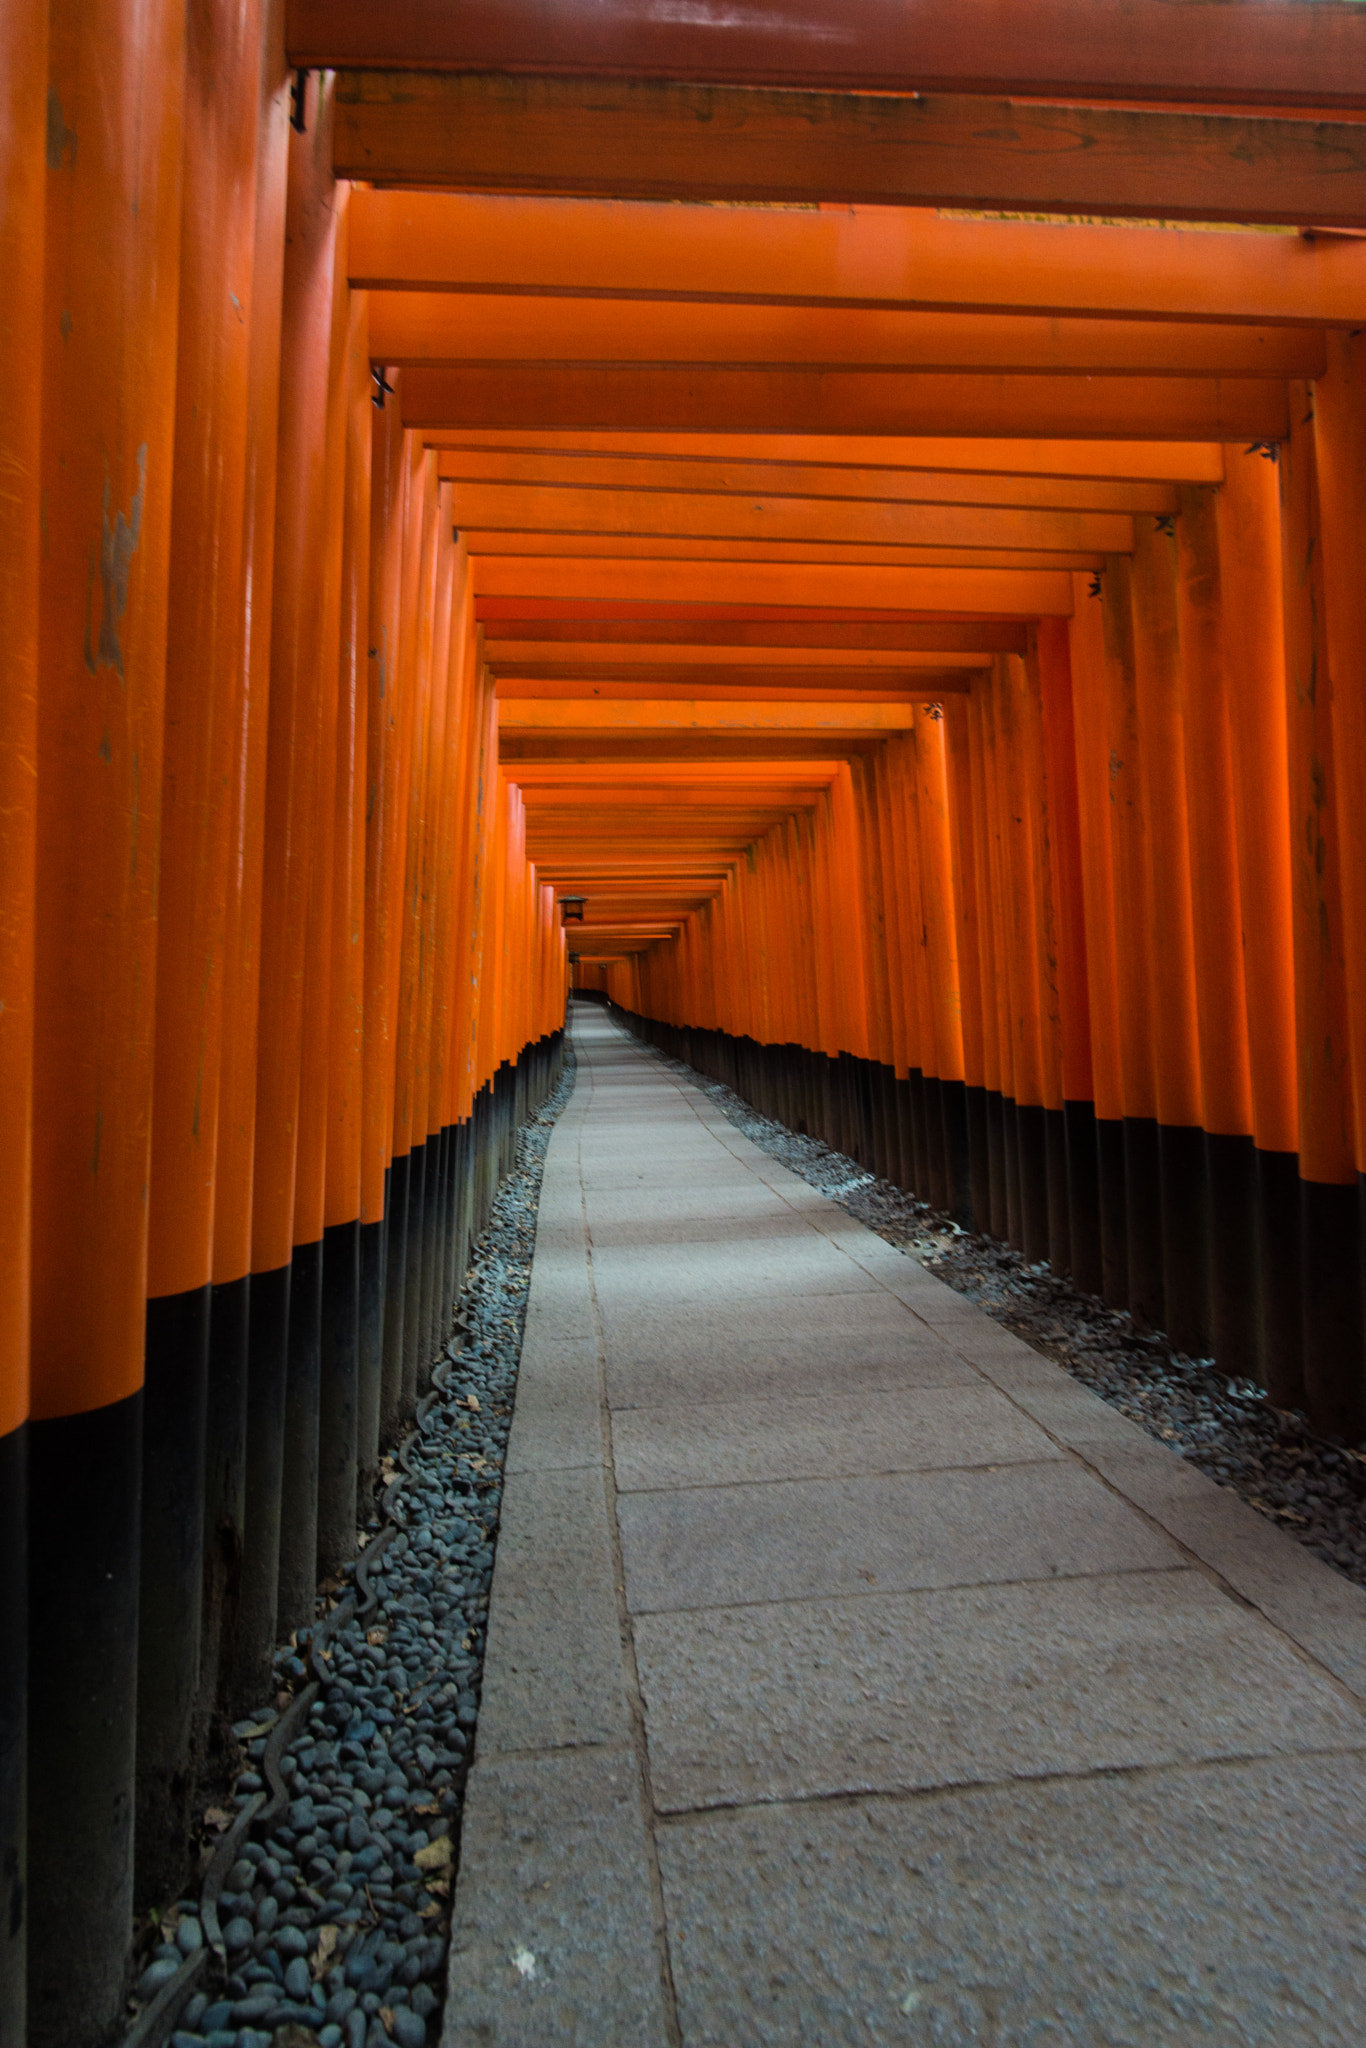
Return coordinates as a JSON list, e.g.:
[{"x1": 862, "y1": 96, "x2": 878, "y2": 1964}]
[{"x1": 442, "y1": 1005, "x2": 1366, "y2": 2047}]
